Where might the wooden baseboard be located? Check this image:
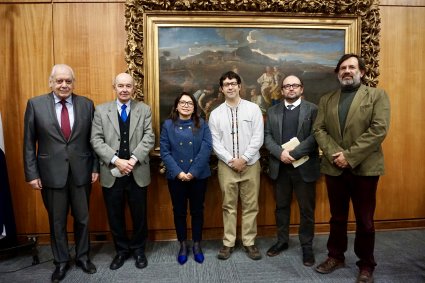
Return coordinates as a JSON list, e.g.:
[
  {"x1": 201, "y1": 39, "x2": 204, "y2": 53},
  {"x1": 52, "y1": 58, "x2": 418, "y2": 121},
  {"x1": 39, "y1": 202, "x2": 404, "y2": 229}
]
[{"x1": 25, "y1": 218, "x2": 425, "y2": 244}]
